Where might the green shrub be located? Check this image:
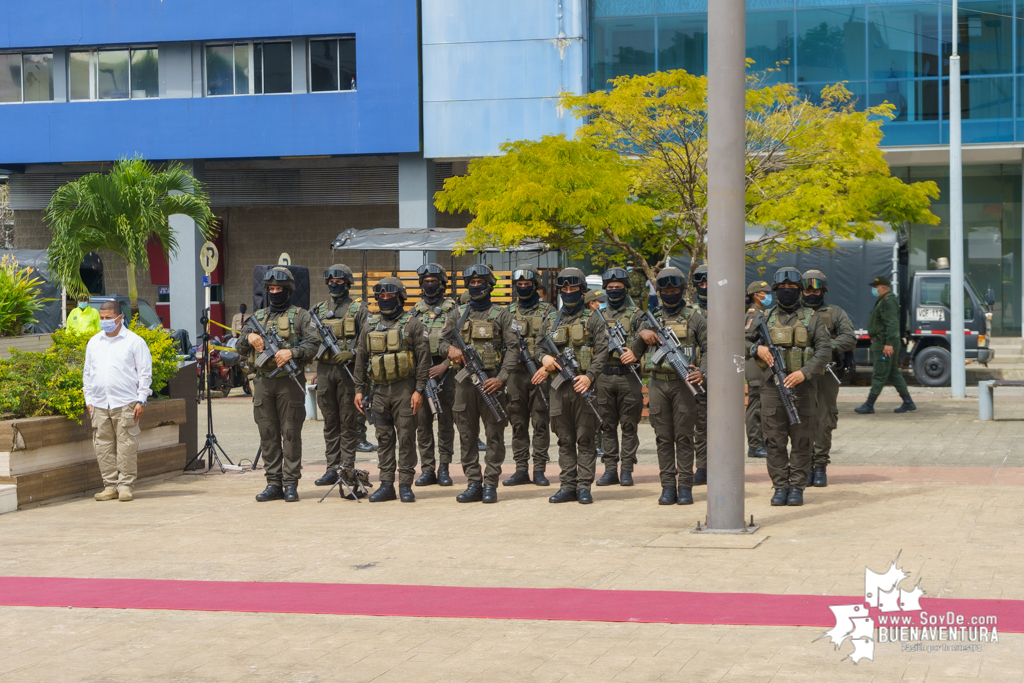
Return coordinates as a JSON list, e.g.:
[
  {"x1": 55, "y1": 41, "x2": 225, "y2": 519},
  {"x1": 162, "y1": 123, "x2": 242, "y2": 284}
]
[
  {"x1": 0, "y1": 319, "x2": 180, "y2": 422},
  {"x1": 0, "y1": 254, "x2": 52, "y2": 336}
]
